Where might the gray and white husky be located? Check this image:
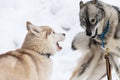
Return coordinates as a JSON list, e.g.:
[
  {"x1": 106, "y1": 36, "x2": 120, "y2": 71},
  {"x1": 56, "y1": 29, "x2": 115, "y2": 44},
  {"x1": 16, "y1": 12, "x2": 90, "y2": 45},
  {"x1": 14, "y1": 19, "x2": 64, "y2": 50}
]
[{"x1": 70, "y1": 0, "x2": 120, "y2": 80}]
